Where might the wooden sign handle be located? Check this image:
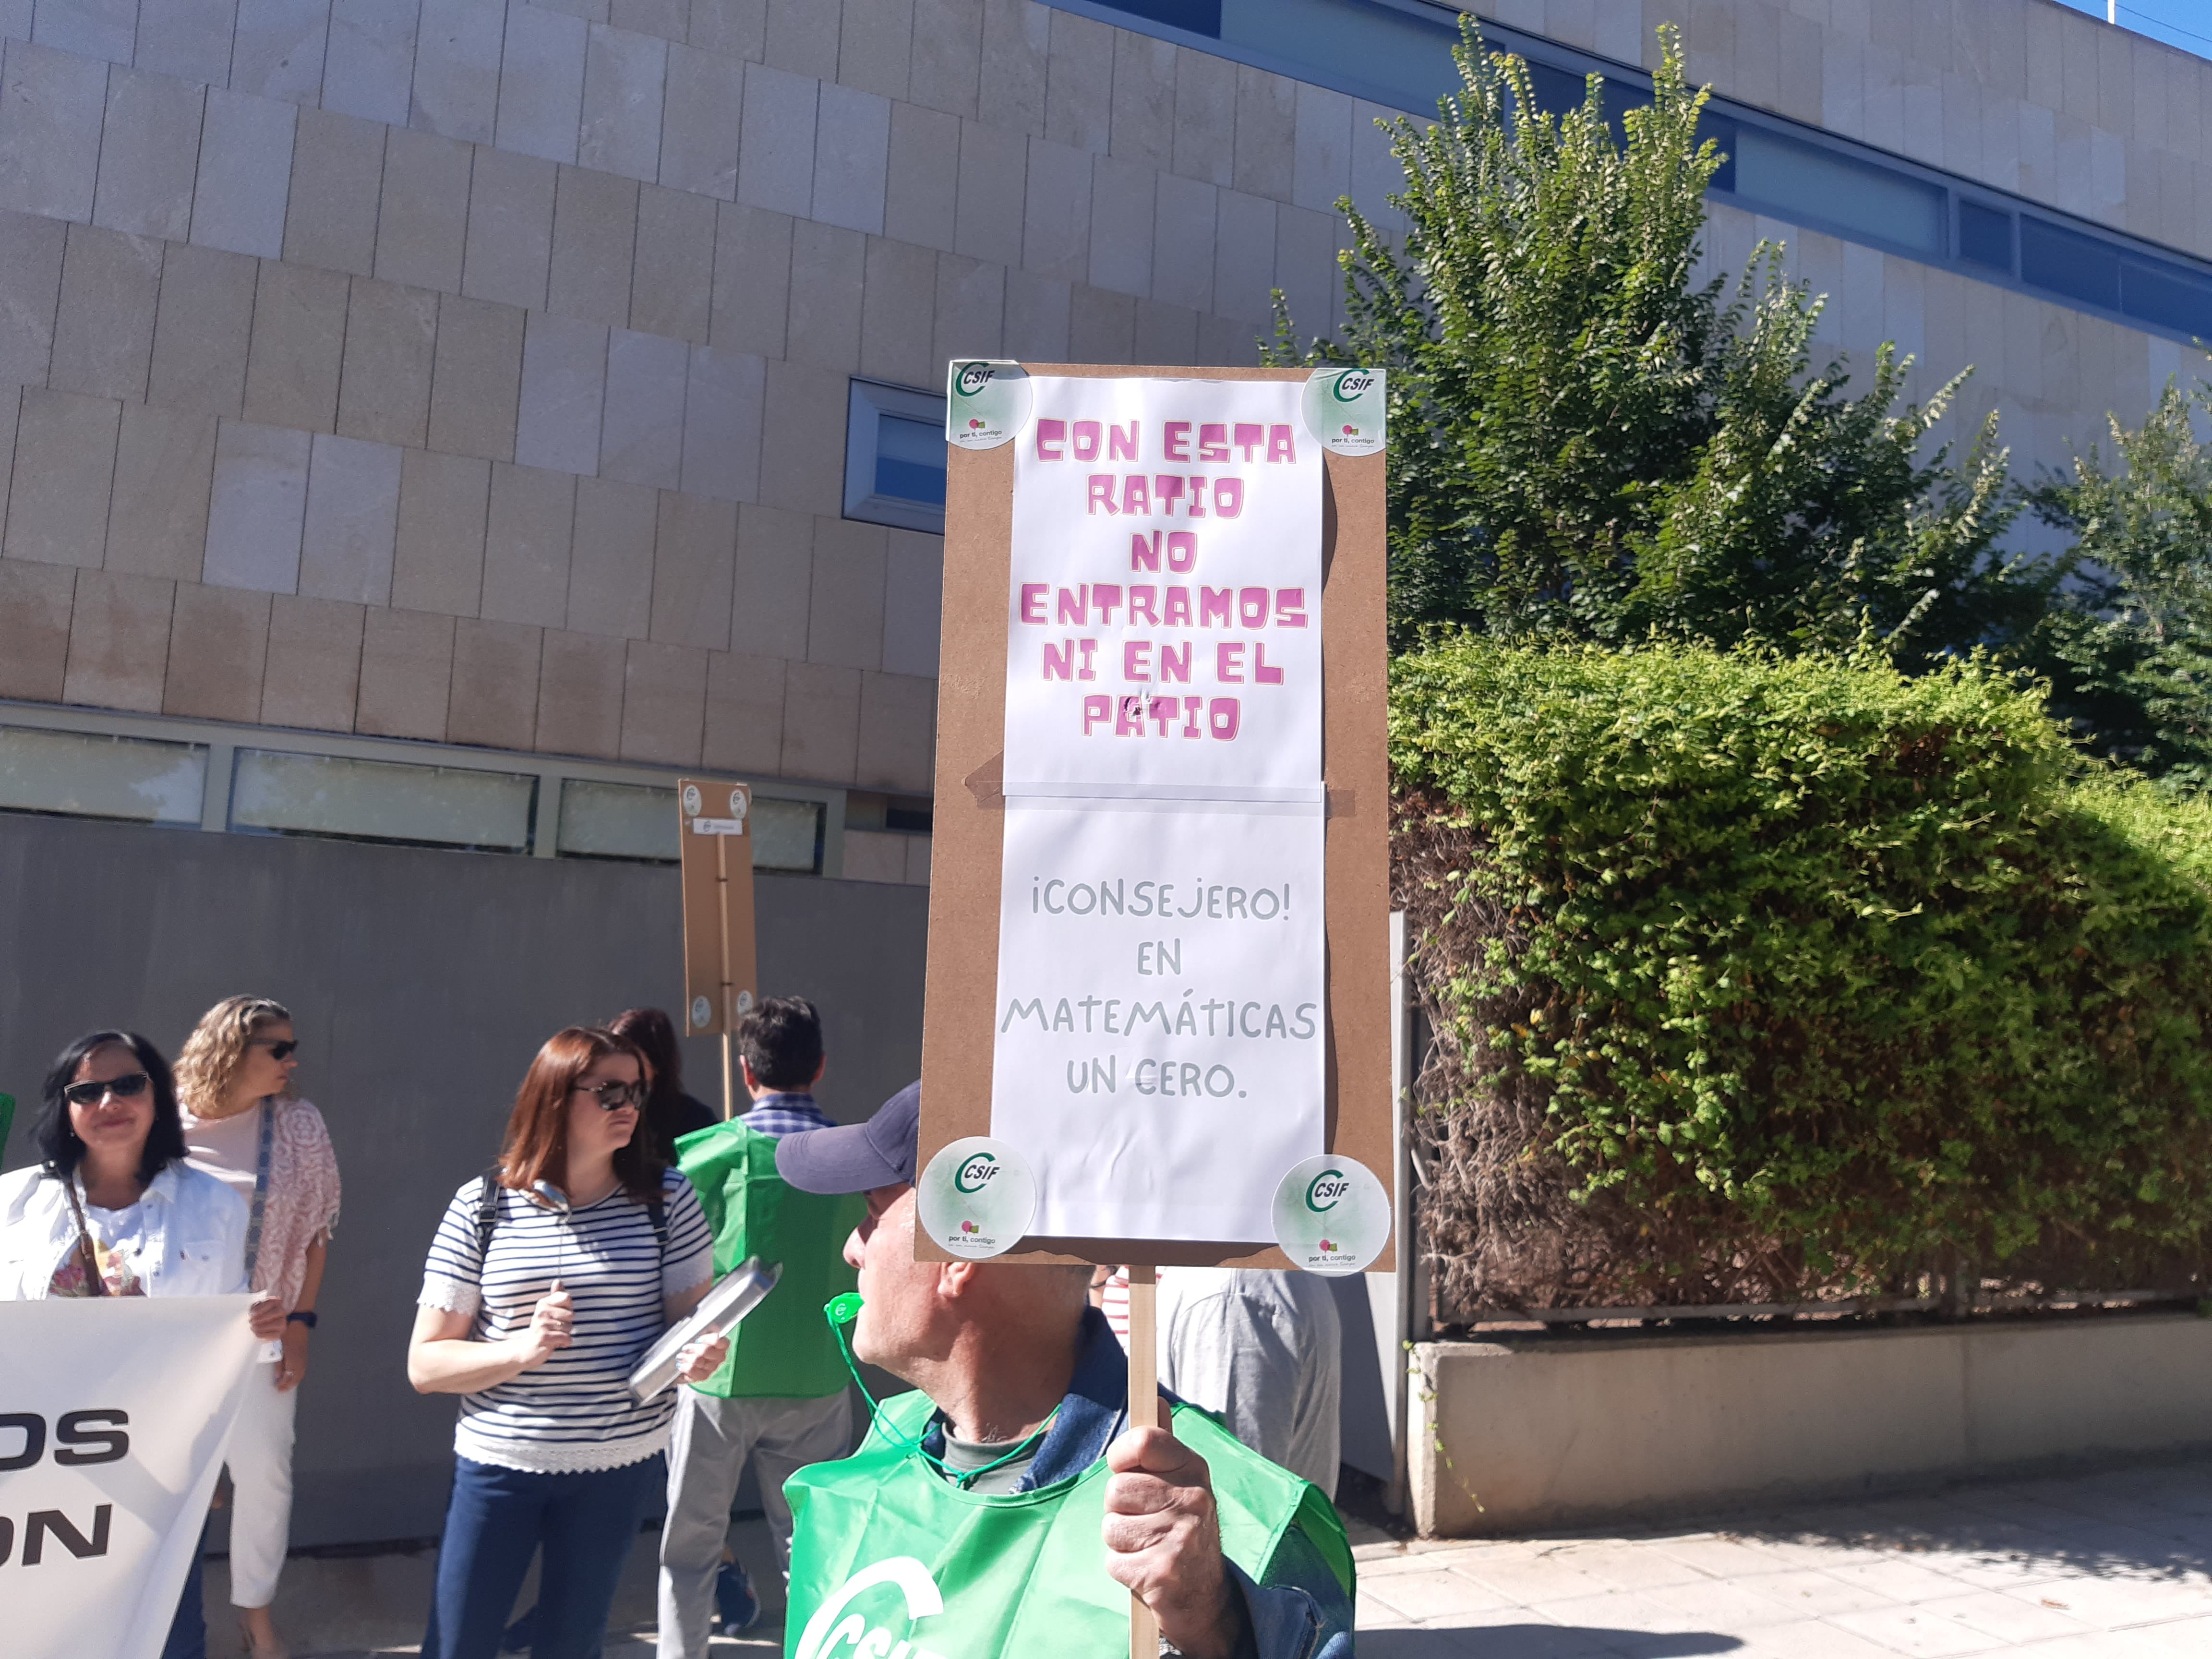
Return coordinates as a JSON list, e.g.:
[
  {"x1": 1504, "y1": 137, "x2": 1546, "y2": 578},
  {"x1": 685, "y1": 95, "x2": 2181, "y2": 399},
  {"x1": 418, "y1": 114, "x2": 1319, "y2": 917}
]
[{"x1": 1127, "y1": 1264, "x2": 1158, "y2": 1659}]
